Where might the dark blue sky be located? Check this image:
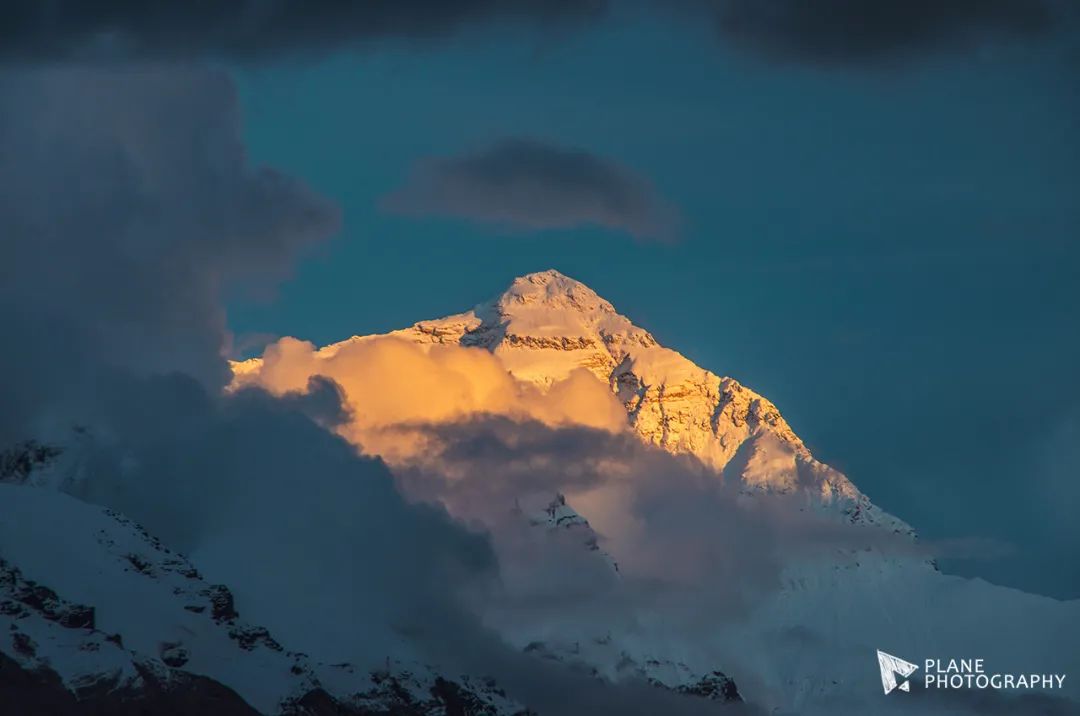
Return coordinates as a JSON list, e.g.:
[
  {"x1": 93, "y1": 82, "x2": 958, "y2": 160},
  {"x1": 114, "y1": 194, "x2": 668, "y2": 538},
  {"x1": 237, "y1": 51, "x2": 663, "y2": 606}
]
[{"x1": 226, "y1": 17, "x2": 1079, "y2": 597}]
